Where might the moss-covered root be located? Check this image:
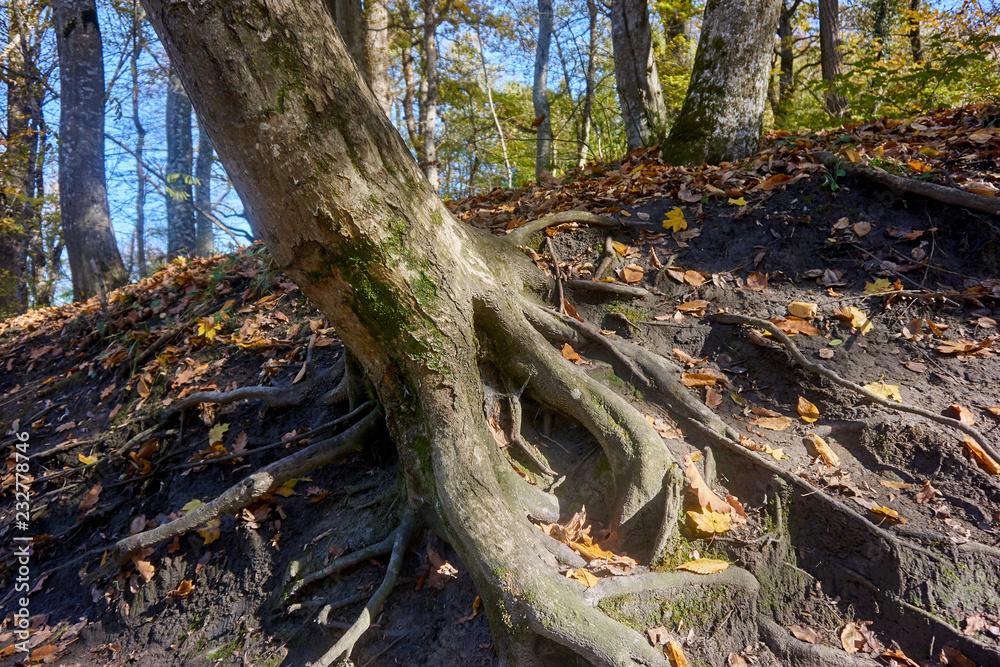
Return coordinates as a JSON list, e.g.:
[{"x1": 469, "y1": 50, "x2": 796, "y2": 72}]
[
  {"x1": 312, "y1": 511, "x2": 418, "y2": 667},
  {"x1": 759, "y1": 616, "x2": 881, "y2": 667}
]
